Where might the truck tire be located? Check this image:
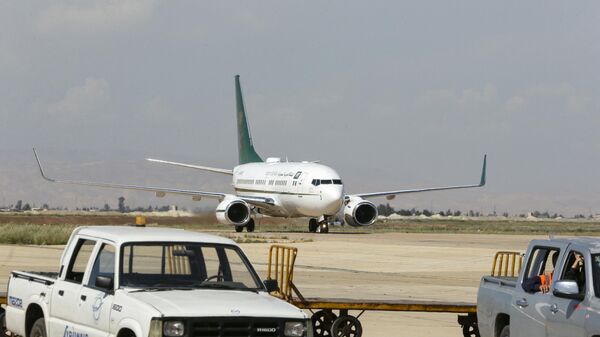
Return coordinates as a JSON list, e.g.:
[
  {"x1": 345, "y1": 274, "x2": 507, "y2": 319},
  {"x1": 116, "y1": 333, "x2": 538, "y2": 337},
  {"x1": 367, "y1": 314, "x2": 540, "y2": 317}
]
[
  {"x1": 30, "y1": 318, "x2": 46, "y2": 337},
  {"x1": 499, "y1": 325, "x2": 509, "y2": 337},
  {"x1": 0, "y1": 309, "x2": 6, "y2": 337}
]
